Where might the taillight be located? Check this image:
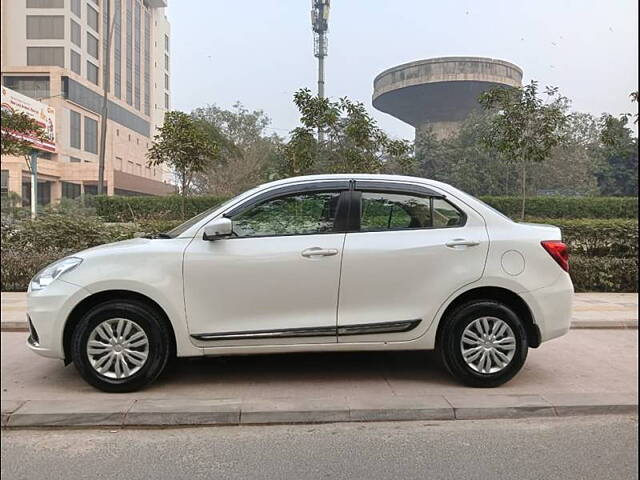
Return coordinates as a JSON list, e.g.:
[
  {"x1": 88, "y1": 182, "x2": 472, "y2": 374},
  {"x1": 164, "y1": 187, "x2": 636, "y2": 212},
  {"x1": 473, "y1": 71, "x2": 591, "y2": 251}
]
[{"x1": 541, "y1": 240, "x2": 569, "y2": 272}]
